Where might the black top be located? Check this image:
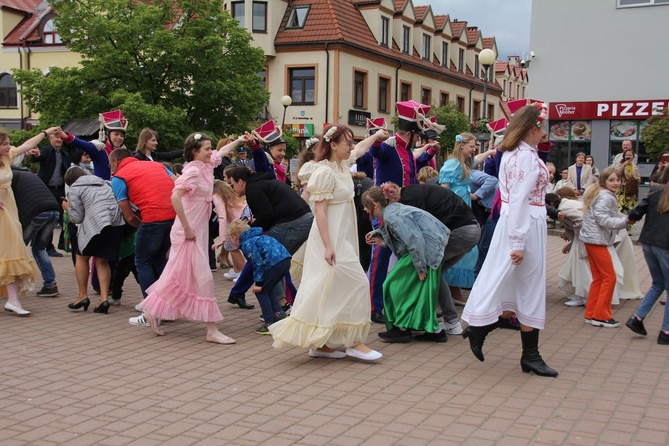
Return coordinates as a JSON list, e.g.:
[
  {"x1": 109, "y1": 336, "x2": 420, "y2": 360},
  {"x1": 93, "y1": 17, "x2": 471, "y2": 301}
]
[
  {"x1": 246, "y1": 172, "x2": 311, "y2": 231},
  {"x1": 134, "y1": 150, "x2": 183, "y2": 162},
  {"x1": 399, "y1": 184, "x2": 476, "y2": 230},
  {"x1": 629, "y1": 184, "x2": 669, "y2": 250},
  {"x1": 31, "y1": 144, "x2": 71, "y2": 186},
  {"x1": 10, "y1": 166, "x2": 61, "y2": 228}
]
